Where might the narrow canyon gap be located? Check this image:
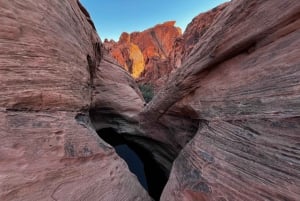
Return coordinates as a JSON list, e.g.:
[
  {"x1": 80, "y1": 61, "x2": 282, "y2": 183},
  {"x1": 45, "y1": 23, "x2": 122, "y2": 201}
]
[{"x1": 97, "y1": 128, "x2": 169, "y2": 200}]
